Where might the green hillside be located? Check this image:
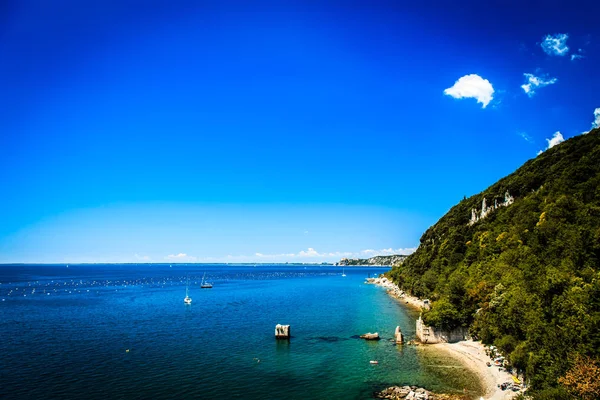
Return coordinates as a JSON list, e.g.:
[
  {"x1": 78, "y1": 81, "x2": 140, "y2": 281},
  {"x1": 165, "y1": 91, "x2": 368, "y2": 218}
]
[{"x1": 387, "y1": 128, "x2": 600, "y2": 398}]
